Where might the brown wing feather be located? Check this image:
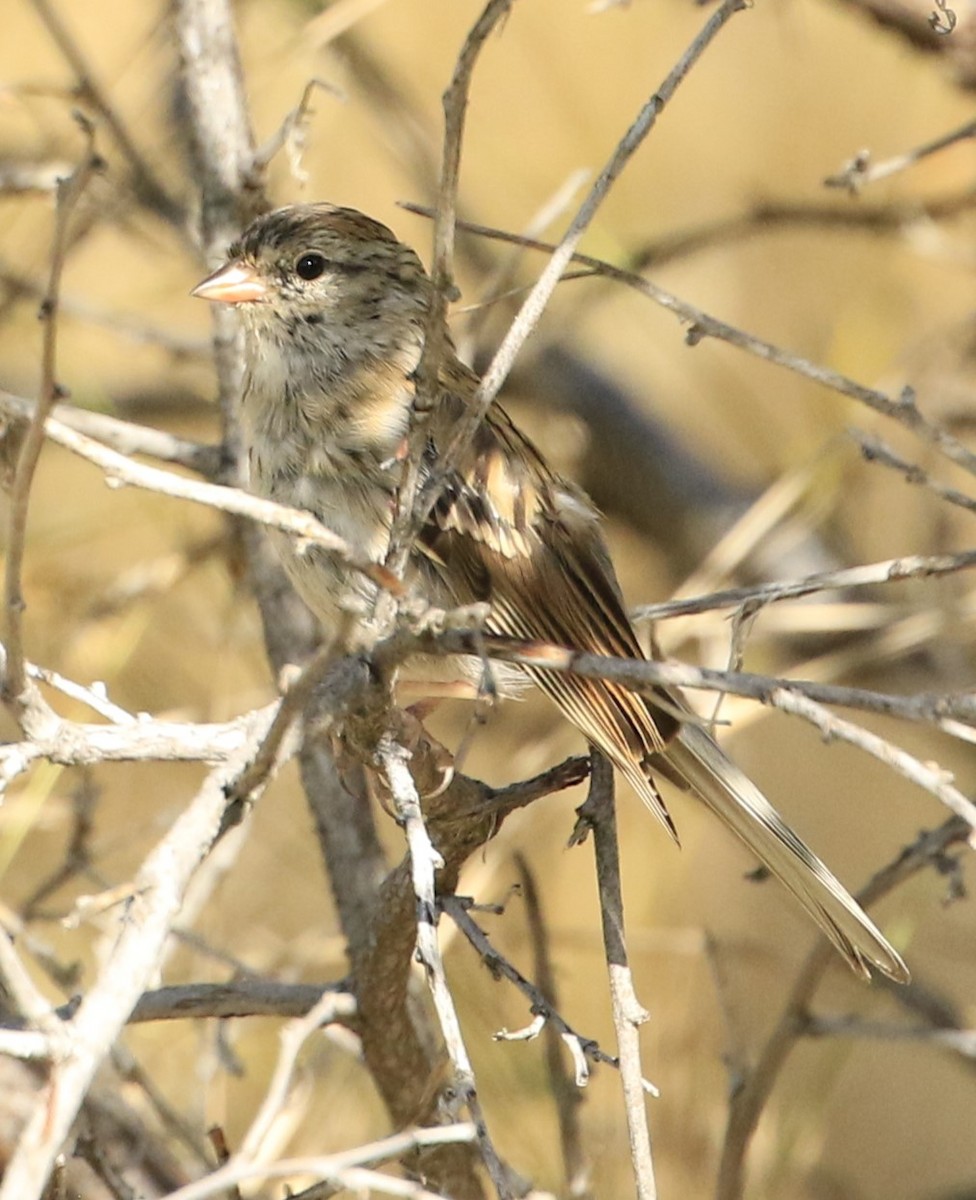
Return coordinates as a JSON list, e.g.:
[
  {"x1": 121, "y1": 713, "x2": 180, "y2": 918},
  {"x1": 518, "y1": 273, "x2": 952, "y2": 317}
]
[
  {"x1": 419, "y1": 398, "x2": 681, "y2": 838},
  {"x1": 415, "y1": 394, "x2": 908, "y2": 982}
]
